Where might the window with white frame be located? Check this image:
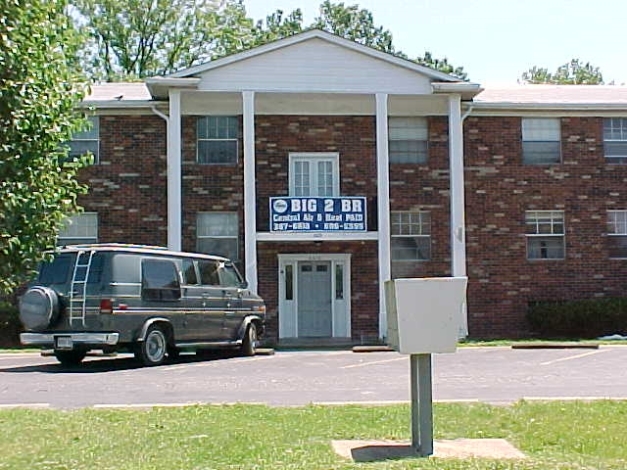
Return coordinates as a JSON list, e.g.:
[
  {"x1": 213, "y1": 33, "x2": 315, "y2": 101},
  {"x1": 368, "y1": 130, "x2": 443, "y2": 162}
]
[
  {"x1": 197, "y1": 116, "x2": 238, "y2": 164},
  {"x1": 69, "y1": 116, "x2": 99, "y2": 163},
  {"x1": 388, "y1": 117, "x2": 428, "y2": 164},
  {"x1": 57, "y1": 213, "x2": 98, "y2": 246},
  {"x1": 525, "y1": 210, "x2": 565, "y2": 260},
  {"x1": 391, "y1": 211, "x2": 431, "y2": 261},
  {"x1": 607, "y1": 210, "x2": 627, "y2": 258},
  {"x1": 197, "y1": 212, "x2": 239, "y2": 260},
  {"x1": 603, "y1": 118, "x2": 627, "y2": 163},
  {"x1": 522, "y1": 118, "x2": 561, "y2": 164},
  {"x1": 289, "y1": 153, "x2": 339, "y2": 197}
]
